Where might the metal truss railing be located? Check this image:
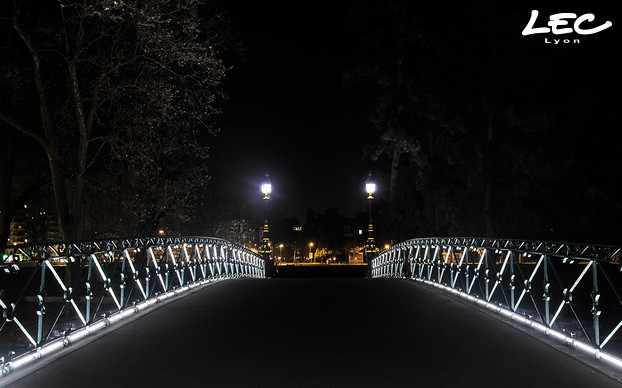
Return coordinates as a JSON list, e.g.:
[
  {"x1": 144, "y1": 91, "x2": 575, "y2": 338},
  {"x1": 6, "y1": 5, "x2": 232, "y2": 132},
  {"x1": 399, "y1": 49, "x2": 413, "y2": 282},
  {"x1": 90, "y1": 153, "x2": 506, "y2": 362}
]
[
  {"x1": 370, "y1": 237, "x2": 622, "y2": 370},
  {"x1": 0, "y1": 236, "x2": 265, "y2": 376}
]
